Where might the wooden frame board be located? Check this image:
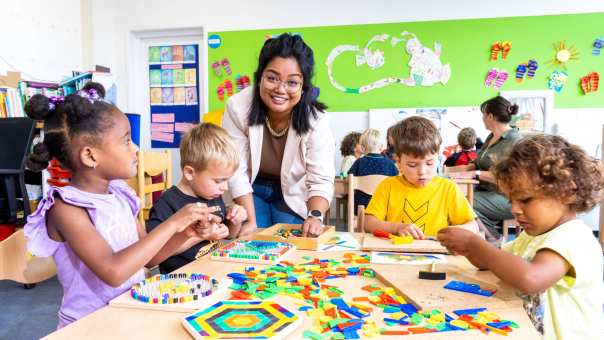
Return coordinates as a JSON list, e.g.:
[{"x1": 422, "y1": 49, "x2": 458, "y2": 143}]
[
  {"x1": 252, "y1": 223, "x2": 335, "y2": 250},
  {"x1": 361, "y1": 234, "x2": 449, "y2": 253}
]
